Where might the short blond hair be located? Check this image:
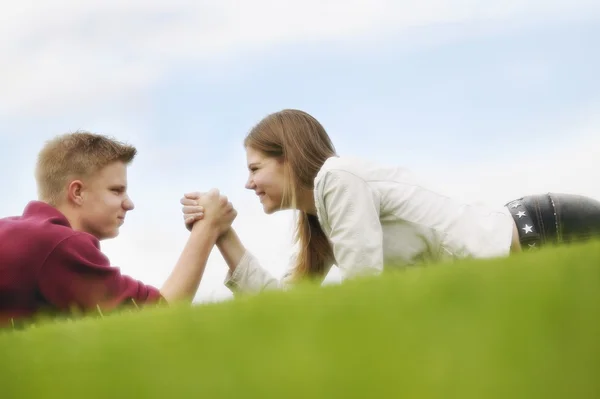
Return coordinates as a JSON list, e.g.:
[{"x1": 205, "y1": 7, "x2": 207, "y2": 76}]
[{"x1": 35, "y1": 130, "x2": 137, "y2": 205}]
